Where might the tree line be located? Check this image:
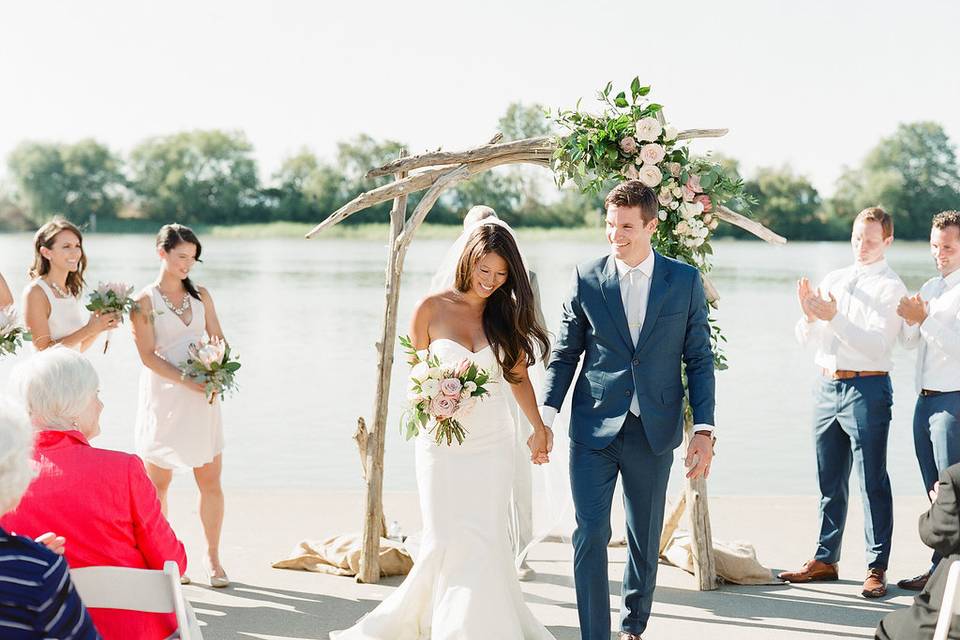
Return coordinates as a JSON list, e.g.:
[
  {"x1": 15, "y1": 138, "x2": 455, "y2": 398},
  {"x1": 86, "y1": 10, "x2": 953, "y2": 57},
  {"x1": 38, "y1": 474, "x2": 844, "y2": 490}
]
[{"x1": 1, "y1": 104, "x2": 957, "y2": 240}]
